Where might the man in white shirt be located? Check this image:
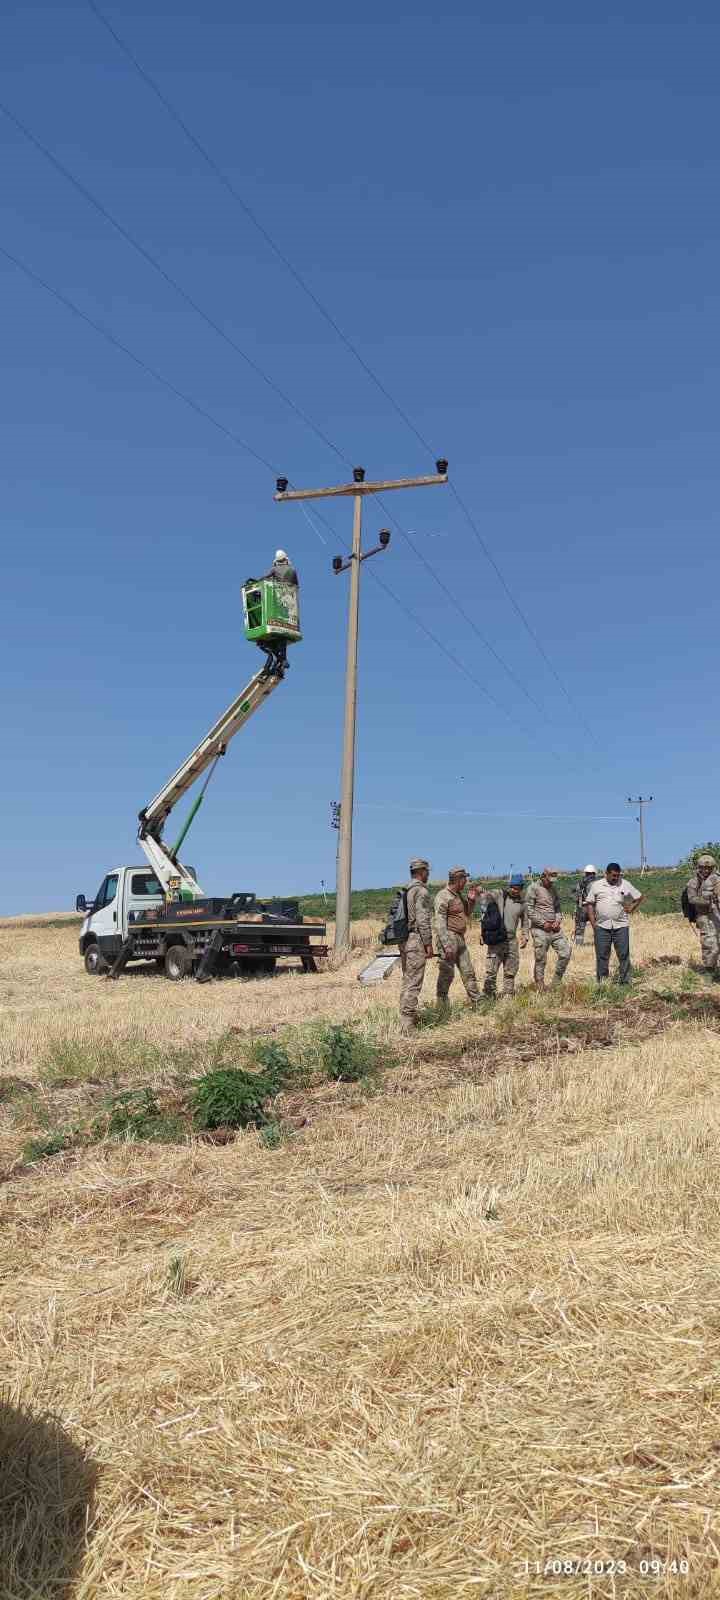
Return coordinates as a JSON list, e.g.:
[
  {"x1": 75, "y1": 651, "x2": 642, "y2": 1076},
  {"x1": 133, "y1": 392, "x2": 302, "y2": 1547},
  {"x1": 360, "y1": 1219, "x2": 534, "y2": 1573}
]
[{"x1": 584, "y1": 862, "x2": 643, "y2": 985}]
